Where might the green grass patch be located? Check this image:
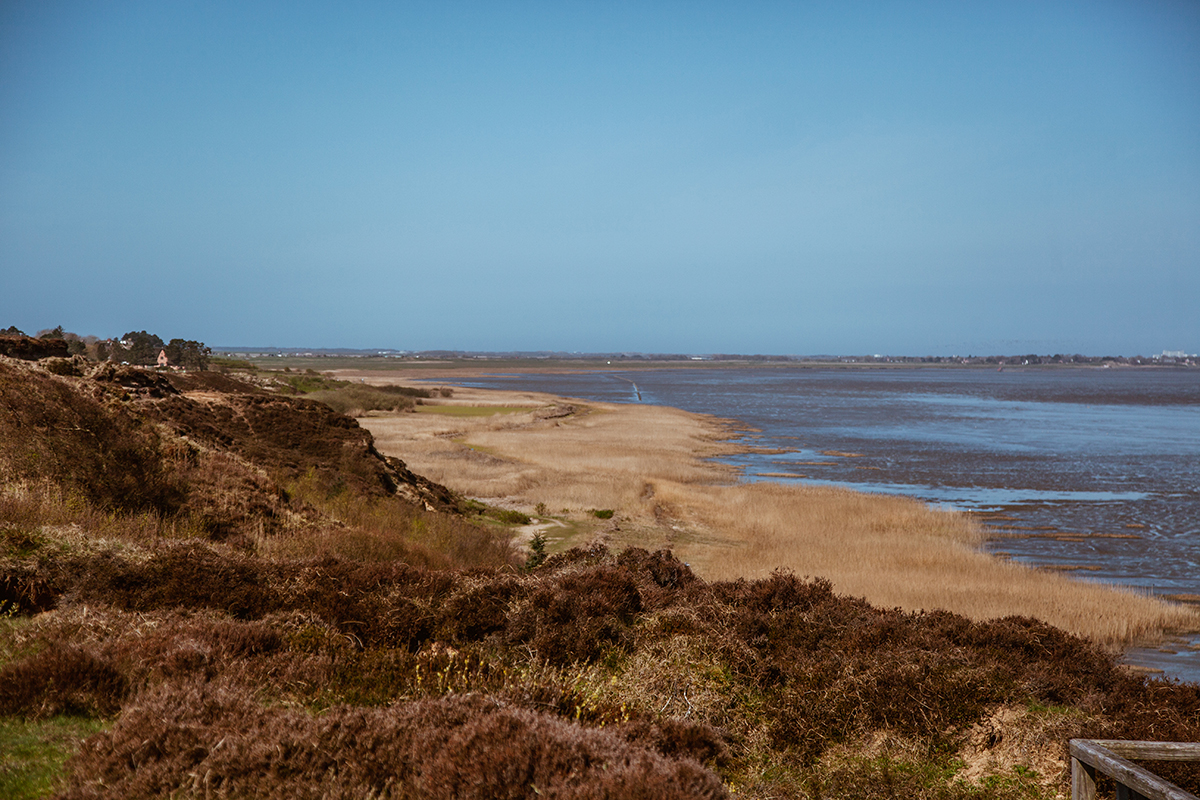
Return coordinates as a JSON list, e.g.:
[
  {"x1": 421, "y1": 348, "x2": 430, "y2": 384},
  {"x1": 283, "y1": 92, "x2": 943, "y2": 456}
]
[
  {"x1": 209, "y1": 357, "x2": 257, "y2": 371},
  {"x1": 260, "y1": 370, "x2": 435, "y2": 415},
  {"x1": 1026, "y1": 699, "x2": 1076, "y2": 717},
  {"x1": 414, "y1": 405, "x2": 533, "y2": 417},
  {"x1": 276, "y1": 370, "x2": 345, "y2": 394},
  {"x1": 0, "y1": 716, "x2": 104, "y2": 799},
  {"x1": 461, "y1": 499, "x2": 532, "y2": 526},
  {"x1": 490, "y1": 508, "x2": 532, "y2": 525}
]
